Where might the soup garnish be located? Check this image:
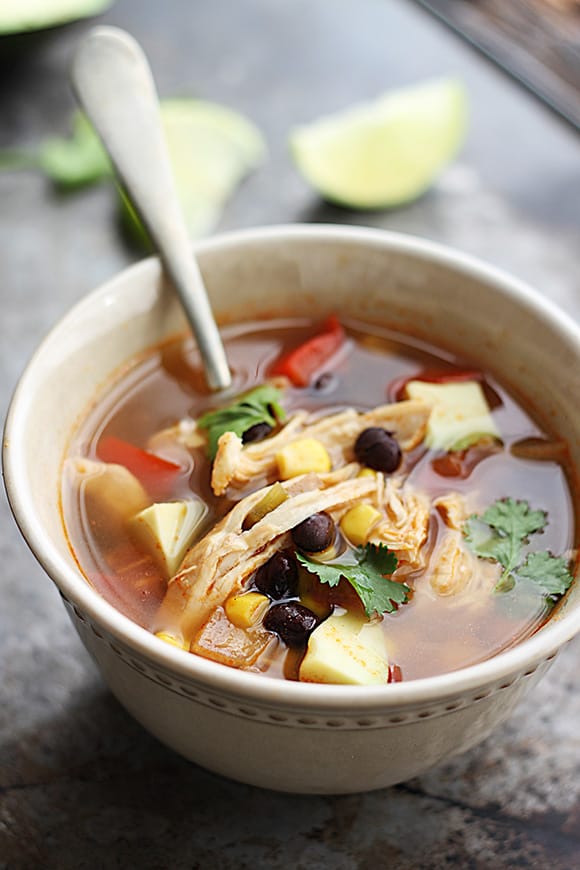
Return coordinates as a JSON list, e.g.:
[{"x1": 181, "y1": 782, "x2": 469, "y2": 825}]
[{"x1": 62, "y1": 316, "x2": 576, "y2": 684}]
